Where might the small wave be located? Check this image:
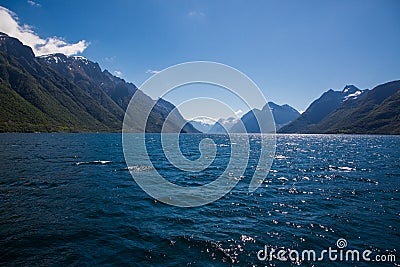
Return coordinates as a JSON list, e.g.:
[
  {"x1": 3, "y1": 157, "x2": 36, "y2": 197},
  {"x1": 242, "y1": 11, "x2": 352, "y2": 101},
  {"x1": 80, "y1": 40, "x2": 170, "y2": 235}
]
[
  {"x1": 120, "y1": 165, "x2": 155, "y2": 172},
  {"x1": 358, "y1": 177, "x2": 379, "y2": 184},
  {"x1": 338, "y1": 166, "x2": 355, "y2": 171},
  {"x1": 386, "y1": 173, "x2": 400, "y2": 177},
  {"x1": 240, "y1": 235, "x2": 256, "y2": 243},
  {"x1": 328, "y1": 165, "x2": 355, "y2": 172},
  {"x1": 289, "y1": 187, "x2": 300, "y2": 194},
  {"x1": 75, "y1": 160, "x2": 112, "y2": 166},
  {"x1": 277, "y1": 177, "x2": 289, "y2": 181}
]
